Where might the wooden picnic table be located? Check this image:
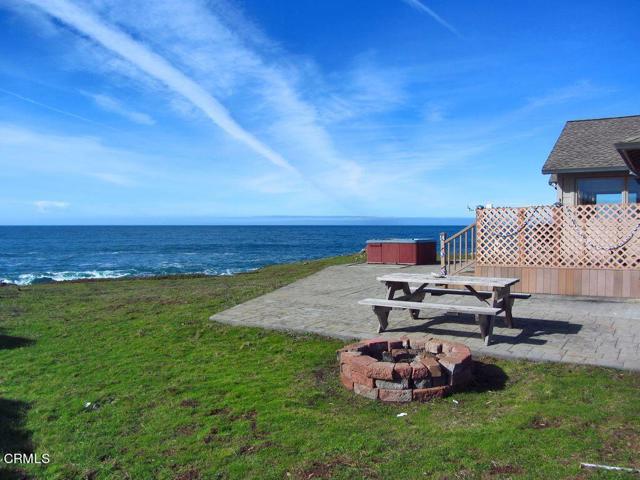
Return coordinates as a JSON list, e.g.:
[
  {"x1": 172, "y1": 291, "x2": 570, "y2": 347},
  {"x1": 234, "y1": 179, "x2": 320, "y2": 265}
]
[{"x1": 358, "y1": 273, "x2": 526, "y2": 345}]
